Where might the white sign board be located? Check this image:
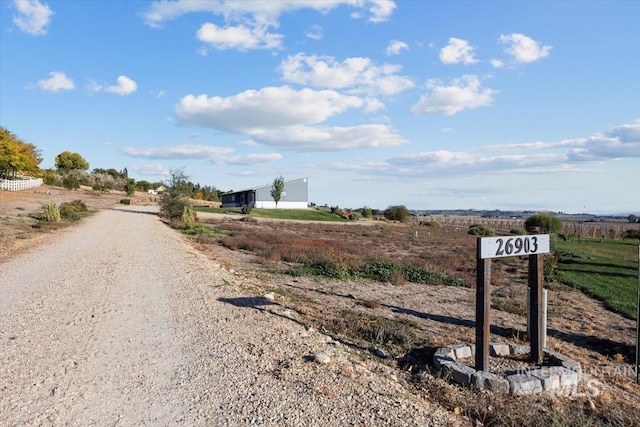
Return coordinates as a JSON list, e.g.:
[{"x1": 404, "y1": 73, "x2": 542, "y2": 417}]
[{"x1": 480, "y1": 234, "x2": 550, "y2": 259}]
